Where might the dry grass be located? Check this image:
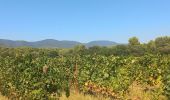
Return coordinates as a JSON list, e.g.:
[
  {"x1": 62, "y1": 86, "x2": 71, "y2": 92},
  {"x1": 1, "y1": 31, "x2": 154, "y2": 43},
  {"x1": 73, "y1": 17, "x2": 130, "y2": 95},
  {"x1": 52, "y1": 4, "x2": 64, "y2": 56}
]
[
  {"x1": 123, "y1": 81, "x2": 168, "y2": 100},
  {"x1": 0, "y1": 93, "x2": 8, "y2": 100},
  {"x1": 0, "y1": 92, "x2": 111, "y2": 100},
  {"x1": 60, "y1": 92, "x2": 111, "y2": 100}
]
